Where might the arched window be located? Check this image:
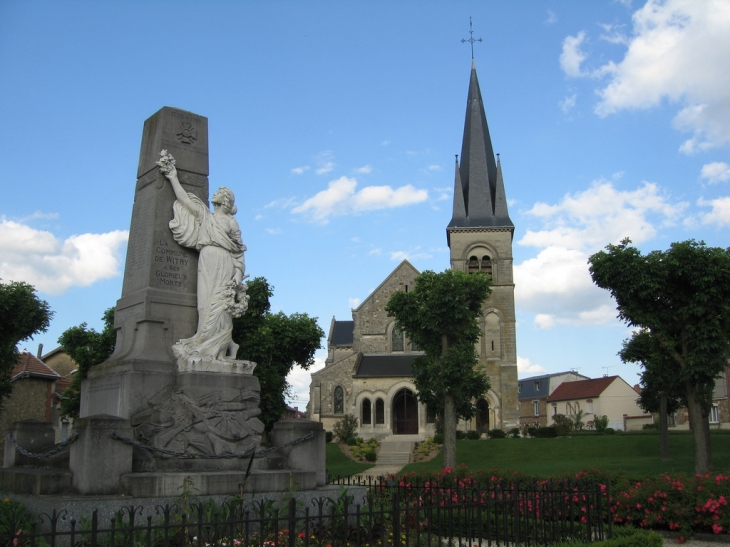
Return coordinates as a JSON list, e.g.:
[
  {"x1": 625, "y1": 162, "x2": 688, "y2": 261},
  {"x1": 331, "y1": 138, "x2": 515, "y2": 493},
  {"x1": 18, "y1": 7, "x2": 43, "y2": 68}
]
[
  {"x1": 391, "y1": 327, "x2": 404, "y2": 352},
  {"x1": 361, "y1": 398, "x2": 372, "y2": 425},
  {"x1": 481, "y1": 255, "x2": 492, "y2": 278},
  {"x1": 375, "y1": 398, "x2": 385, "y2": 424},
  {"x1": 333, "y1": 386, "x2": 344, "y2": 415},
  {"x1": 410, "y1": 338, "x2": 421, "y2": 352},
  {"x1": 468, "y1": 256, "x2": 479, "y2": 274}
]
